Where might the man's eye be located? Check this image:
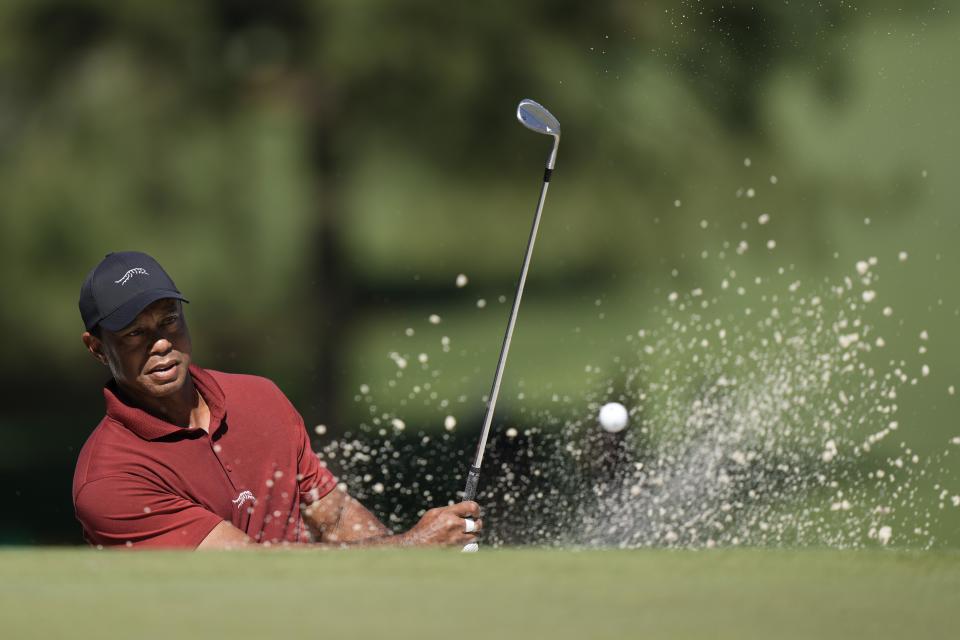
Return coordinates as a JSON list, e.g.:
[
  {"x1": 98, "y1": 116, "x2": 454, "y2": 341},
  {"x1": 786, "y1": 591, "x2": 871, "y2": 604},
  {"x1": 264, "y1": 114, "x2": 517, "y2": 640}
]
[
  {"x1": 126, "y1": 330, "x2": 143, "y2": 338},
  {"x1": 163, "y1": 315, "x2": 180, "y2": 325}
]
